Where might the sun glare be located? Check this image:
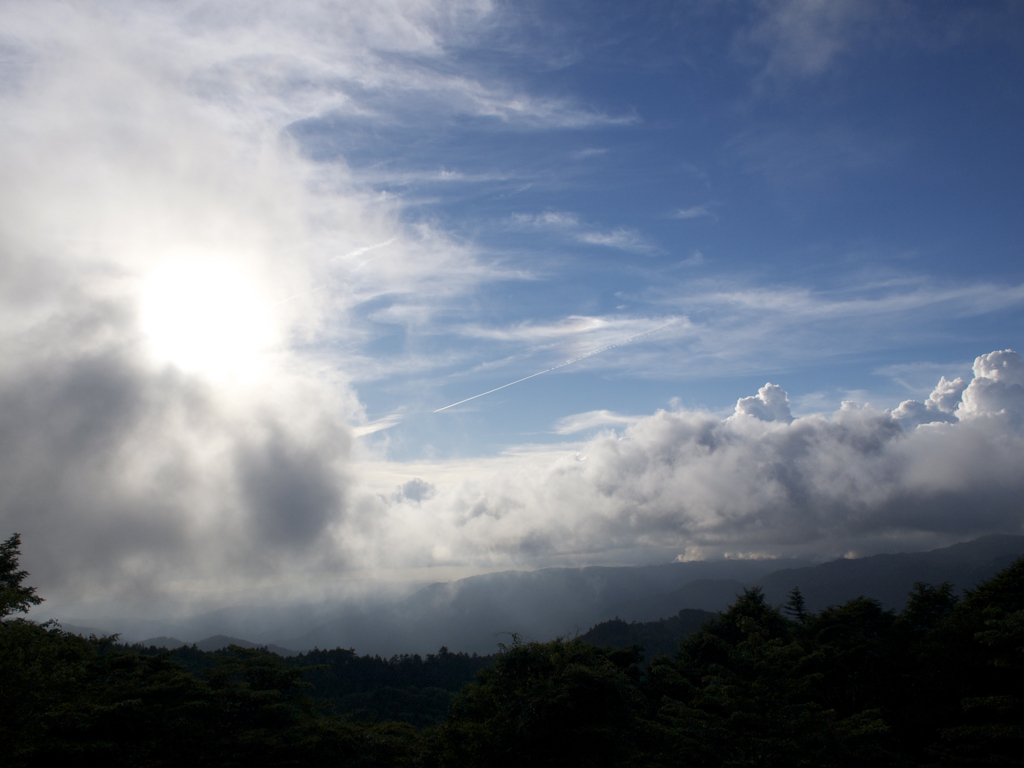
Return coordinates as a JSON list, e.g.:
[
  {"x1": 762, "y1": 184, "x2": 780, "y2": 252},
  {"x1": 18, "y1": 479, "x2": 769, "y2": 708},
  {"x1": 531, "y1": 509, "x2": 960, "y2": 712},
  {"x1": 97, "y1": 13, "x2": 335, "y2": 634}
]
[{"x1": 140, "y1": 259, "x2": 277, "y2": 380}]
